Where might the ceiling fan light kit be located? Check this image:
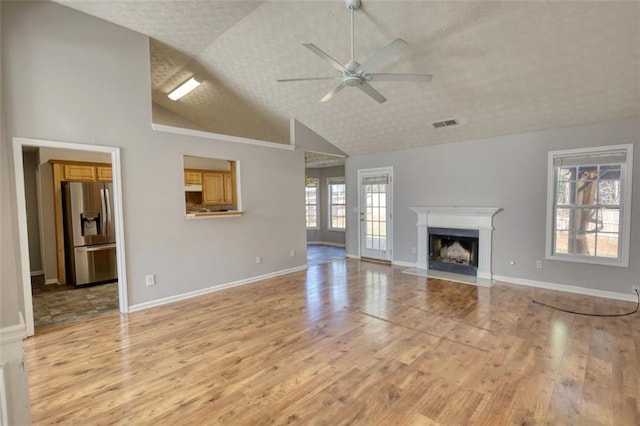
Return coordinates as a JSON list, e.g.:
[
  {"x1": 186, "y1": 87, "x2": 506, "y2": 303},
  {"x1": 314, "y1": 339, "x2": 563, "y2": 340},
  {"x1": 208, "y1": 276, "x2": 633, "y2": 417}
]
[{"x1": 277, "y1": 0, "x2": 432, "y2": 103}]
